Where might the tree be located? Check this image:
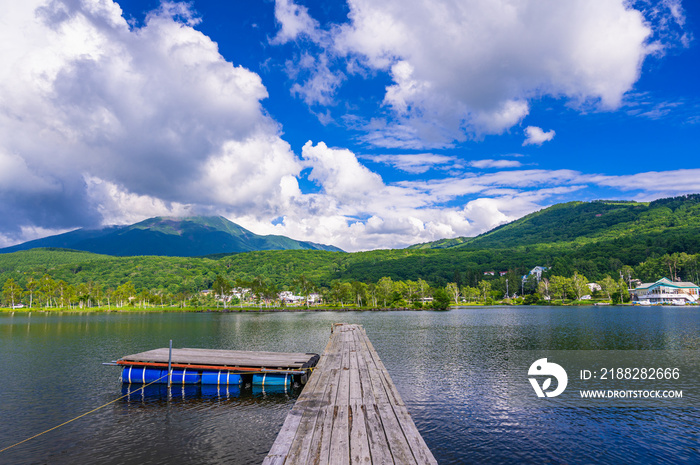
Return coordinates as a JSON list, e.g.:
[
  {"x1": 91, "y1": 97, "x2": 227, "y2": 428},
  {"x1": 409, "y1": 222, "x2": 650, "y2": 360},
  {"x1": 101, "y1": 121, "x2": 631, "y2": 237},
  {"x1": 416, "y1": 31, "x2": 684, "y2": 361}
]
[
  {"x1": 367, "y1": 283, "x2": 377, "y2": 308},
  {"x1": 250, "y1": 276, "x2": 267, "y2": 307},
  {"x1": 293, "y1": 275, "x2": 315, "y2": 308},
  {"x1": 377, "y1": 277, "x2": 394, "y2": 307},
  {"x1": 598, "y1": 276, "x2": 616, "y2": 301},
  {"x1": 212, "y1": 274, "x2": 232, "y2": 308},
  {"x1": 571, "y1": 272, "x2": 589, "y2": 301},
  {"x1": 417, "y1": 278, "x2": 429, "y2": 302},
  {"x1": 620, "y1": 265, "x2": 634, "y2": 289},
  {"x1": 3, "y1": 279, "x2": 23, "y2": 308},
  {"x1": 404, "y1": 280, "x2": 417, "y2": 305},
  {"x1": 431, "y1": 287, "x2": 451, "y2": 310},
  {"x1": 330, "y1": 281, "x2": 352, "y2": 306},
  {"x1": 39, "y1": 274, "x2": 56, "y2": 307},
  {"x1": 612, "y1": 278, "x2": 630, "y2": 304},
  {"x1": 55, "y1": 280, "x2": 70, "y2": 308},
  {"x1": 25, "y1": 276, "x2": 38, "y2": 308},
  {"x1": 537, "y1": 278, "x2": 550, "y2": 301},
  {"x1": 477, "y1": 280, "x2": 491, "y2": 302},
  {"x1": 549, "y1": 276, "x2": 571, "y2": 301},
  {"x1": 445, "y1": 282, "x2": 460, "y2": 304},
  {"x1": 351, "y1": 281, "x2": 367, "y2": 307},
  {"x1": 462, "y1": 286, "x2": 478, "y2": 303}
]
